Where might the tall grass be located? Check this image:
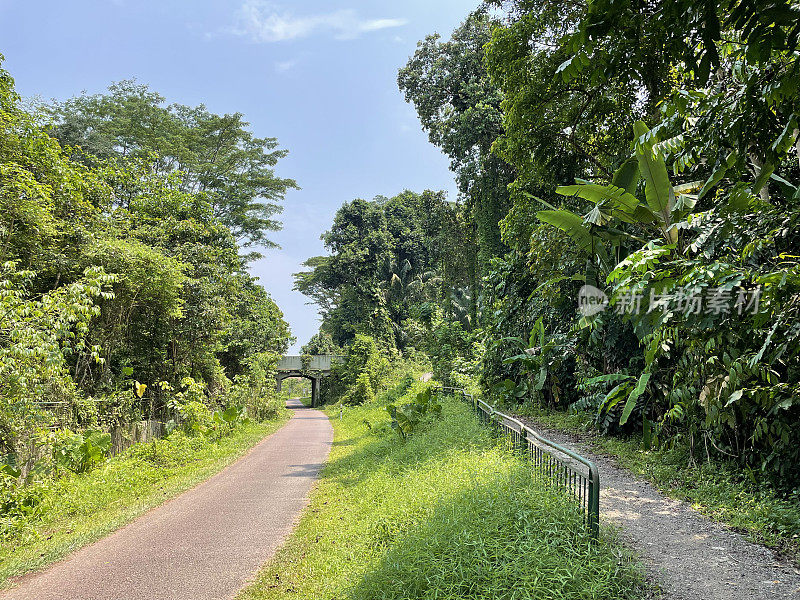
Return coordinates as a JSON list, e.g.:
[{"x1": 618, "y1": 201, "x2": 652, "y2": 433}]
[
  {"x1": 238, "y1": 383, "x2": 645, "y2": 600},
  {"x1": 0, "y1": 413, "x2": 290, "y2": 587}
]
